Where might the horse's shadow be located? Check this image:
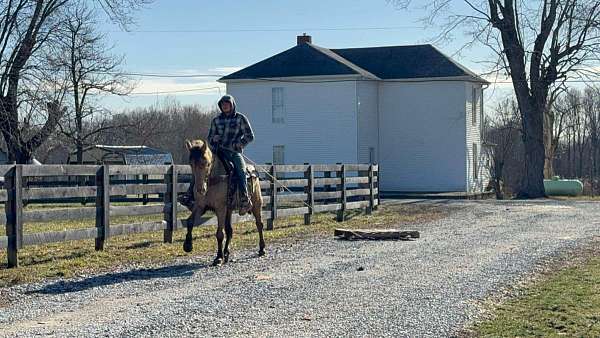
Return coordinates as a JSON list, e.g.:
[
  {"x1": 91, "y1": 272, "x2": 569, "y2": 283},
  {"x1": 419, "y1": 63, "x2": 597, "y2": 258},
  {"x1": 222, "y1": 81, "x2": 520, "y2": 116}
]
[{"x1": 27, "y1": 262, "x2": 207, "y2": 295}]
